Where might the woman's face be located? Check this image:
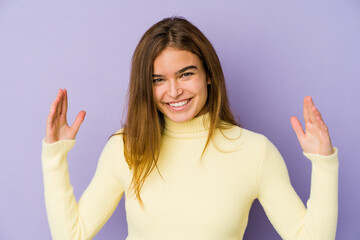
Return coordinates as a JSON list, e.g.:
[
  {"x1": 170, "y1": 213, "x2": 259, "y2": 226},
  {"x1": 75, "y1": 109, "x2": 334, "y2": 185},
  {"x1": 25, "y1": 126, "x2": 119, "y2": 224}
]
[{"x1": 152, "y1": 47, "x2": 210, "y2": 123}]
